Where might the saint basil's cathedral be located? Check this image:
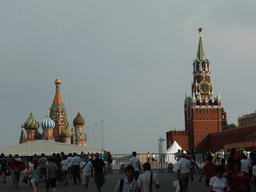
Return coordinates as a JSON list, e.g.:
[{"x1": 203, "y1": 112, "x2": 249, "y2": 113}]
[{"x1": 19, "y1": 76, "x2": 87, "y2": 146}]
